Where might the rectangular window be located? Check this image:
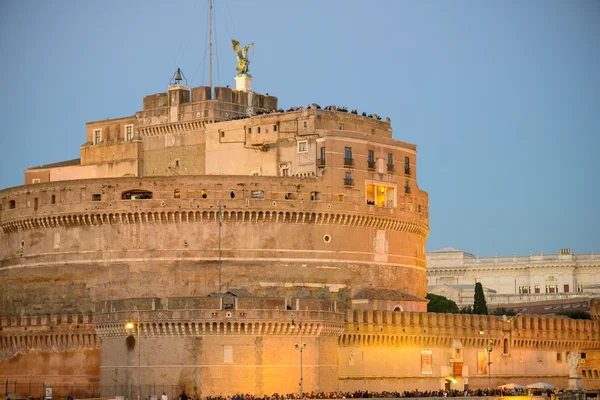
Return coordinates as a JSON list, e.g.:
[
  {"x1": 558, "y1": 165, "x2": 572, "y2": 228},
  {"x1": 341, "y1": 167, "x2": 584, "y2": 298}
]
[
  {"x1": 32, "y1": 178, "x2": 40, "y2": 184},
  {"x1": 368, "y1": 150, "x2": 375, "y2": 169},
  {"x1": 337, "y1": 194, "x2": 344, "y2": 202},
  {"x1": 92, "y1": 194, "x2": 101, "y2": 201},
  {"x1": 318, "y1": 146, "x2": 326, "y2": 167},
  {"x1": 297, "y1": 141, "x2": 308, "y2": 153},
  {"x1": 250, "y1": 167, "x2": 261, "y2": 176},
  {"x1": 248, "y1": 127, "x2": 252, "y2": 134},
  {"x1": 366, "y1": 182, "x2": 396, "y2": 208},
  {"x1": 564, "y1": 284, "x2": 569, "y2": 293},
  {"x1": 387, "y1": 153, "x2": 394, "y2": 172},
  {"x1": 557, "y1": 352, "x2": 562, "y2": 362},
  {"x1": 344, "y1": 171, "x2": 353, "y2": 186},
  {"x1": 344, "y1": 147, "x2": 353, "y2": 167},
  {"x1": 310, "y1": 192, "x2": 320, "y2": 201},
  {"x1": 404, "y1": 181, "x2": 411, "y2": 195},
  {"x1": 273, "y1": 124, "x2": 277, "y2": 132},
  {"x1": 280, "y1": 163, "x2": 290, "y2": 176},
  {"x1": 174, "y1": 189, "x2": 181, "y2": 199},
  {"x1": 125, "y1": 125, "x2": 133, "y2": 141},
  {"x1": 93, "y1": 129, "x2": 102, "y2": 145},
  {"x1": 303, "y1": 121, "x2": 308, "y2": 129},
  {"x1": 535, "y1": 285, "x2": 540, "y2": 294},
  {"x1": 404, "y1": 157, "x2": 411, "y2": 175},
  {"x1": 339, "y1": 123, "x2": 344, "y2": 130}
]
